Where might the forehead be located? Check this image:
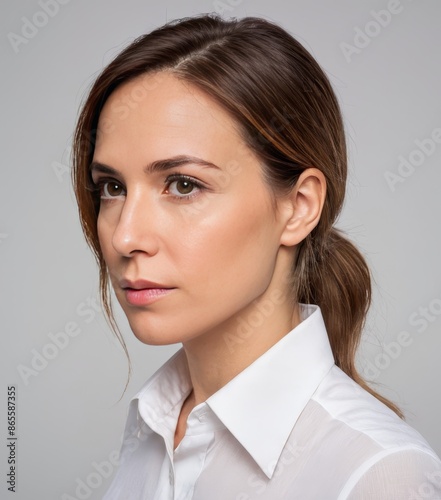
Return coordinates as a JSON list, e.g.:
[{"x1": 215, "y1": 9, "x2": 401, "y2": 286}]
[{"x1": 94, "y1": 72, "x2": 246, "y2": 164}]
